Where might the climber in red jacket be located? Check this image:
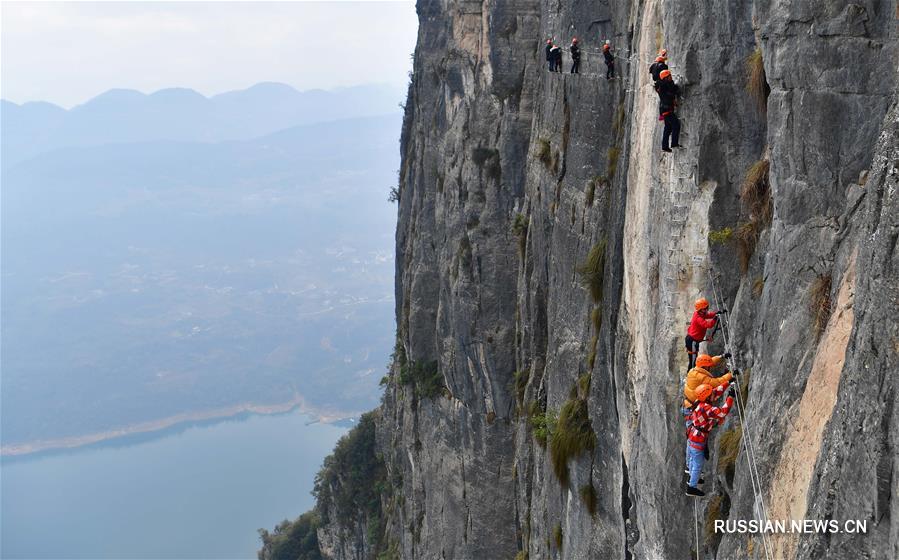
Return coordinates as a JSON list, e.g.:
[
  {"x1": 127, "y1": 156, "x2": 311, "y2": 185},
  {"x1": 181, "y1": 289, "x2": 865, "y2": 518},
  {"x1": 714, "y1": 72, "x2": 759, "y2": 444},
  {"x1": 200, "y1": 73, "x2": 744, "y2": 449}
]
[
  {"x1": 685, "y1": 297, "x2": 726, "y2": 369},
  {"x1": 686, "y1": 383, "x2": 736, "y2": 497}
]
